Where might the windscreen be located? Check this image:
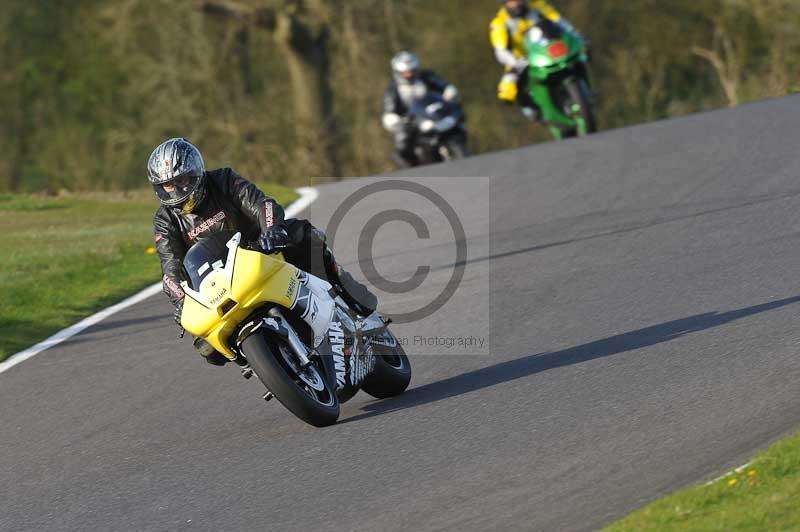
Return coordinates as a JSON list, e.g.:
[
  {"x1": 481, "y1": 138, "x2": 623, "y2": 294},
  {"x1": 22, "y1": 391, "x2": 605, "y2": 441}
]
[
  {"x1": 540, "y1": 18, "x2": 566, "y2": 39},
  {"x1": 527, "y1": 18, "x2": 565, "y2": 43},
  {"x1": 409, "y1": 92, "x2": 447, "y2": 120},
  {"x1": 183, "y1": 231, "x2": 236, "y2": 289}
]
